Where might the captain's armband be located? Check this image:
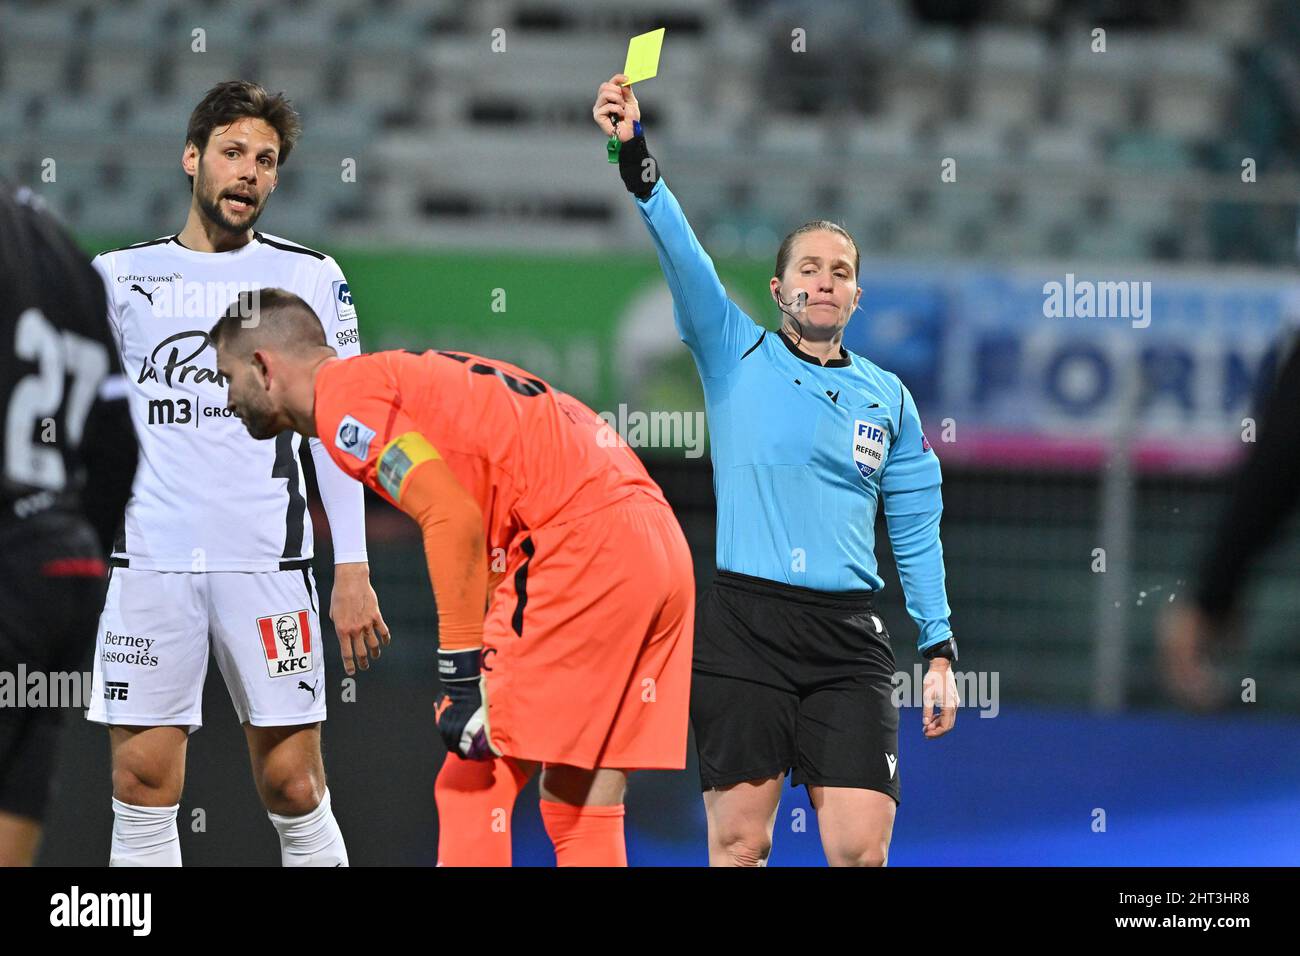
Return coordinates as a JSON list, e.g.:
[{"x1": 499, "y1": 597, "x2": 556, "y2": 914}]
[{"x1": 375, "y1": 431, "x2": 440, "y2": 502}]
